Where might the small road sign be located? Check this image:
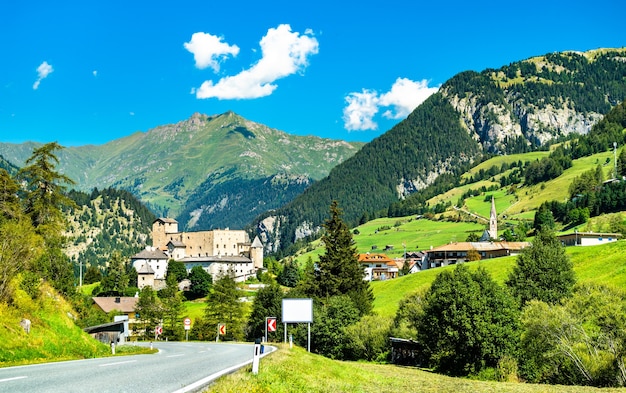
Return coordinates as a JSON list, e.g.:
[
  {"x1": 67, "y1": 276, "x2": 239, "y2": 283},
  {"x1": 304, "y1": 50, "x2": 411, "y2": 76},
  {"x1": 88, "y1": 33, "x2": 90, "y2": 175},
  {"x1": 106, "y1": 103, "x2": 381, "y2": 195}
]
[
  {"x1": 155, "y1": 325, "x2": 163, "y2": 335},
  {"x1": 184, "y1": 318, "x2": 191, "y2": 330},
  {"x1": 267, "y1": 317, "x2": 277, "y2": 332},
  {"x1": 218, "y1": 323, "x2": 226, "y2": 335}
]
